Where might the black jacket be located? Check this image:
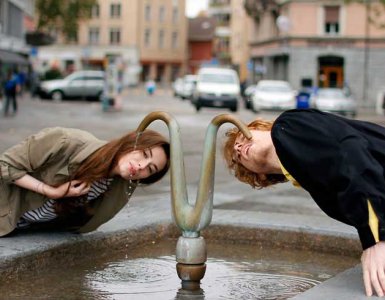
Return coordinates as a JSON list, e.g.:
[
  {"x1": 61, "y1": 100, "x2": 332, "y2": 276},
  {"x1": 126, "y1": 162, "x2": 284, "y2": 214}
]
[{"x1": 272, "y1": 109, "x2": 385, "y2": 249}]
